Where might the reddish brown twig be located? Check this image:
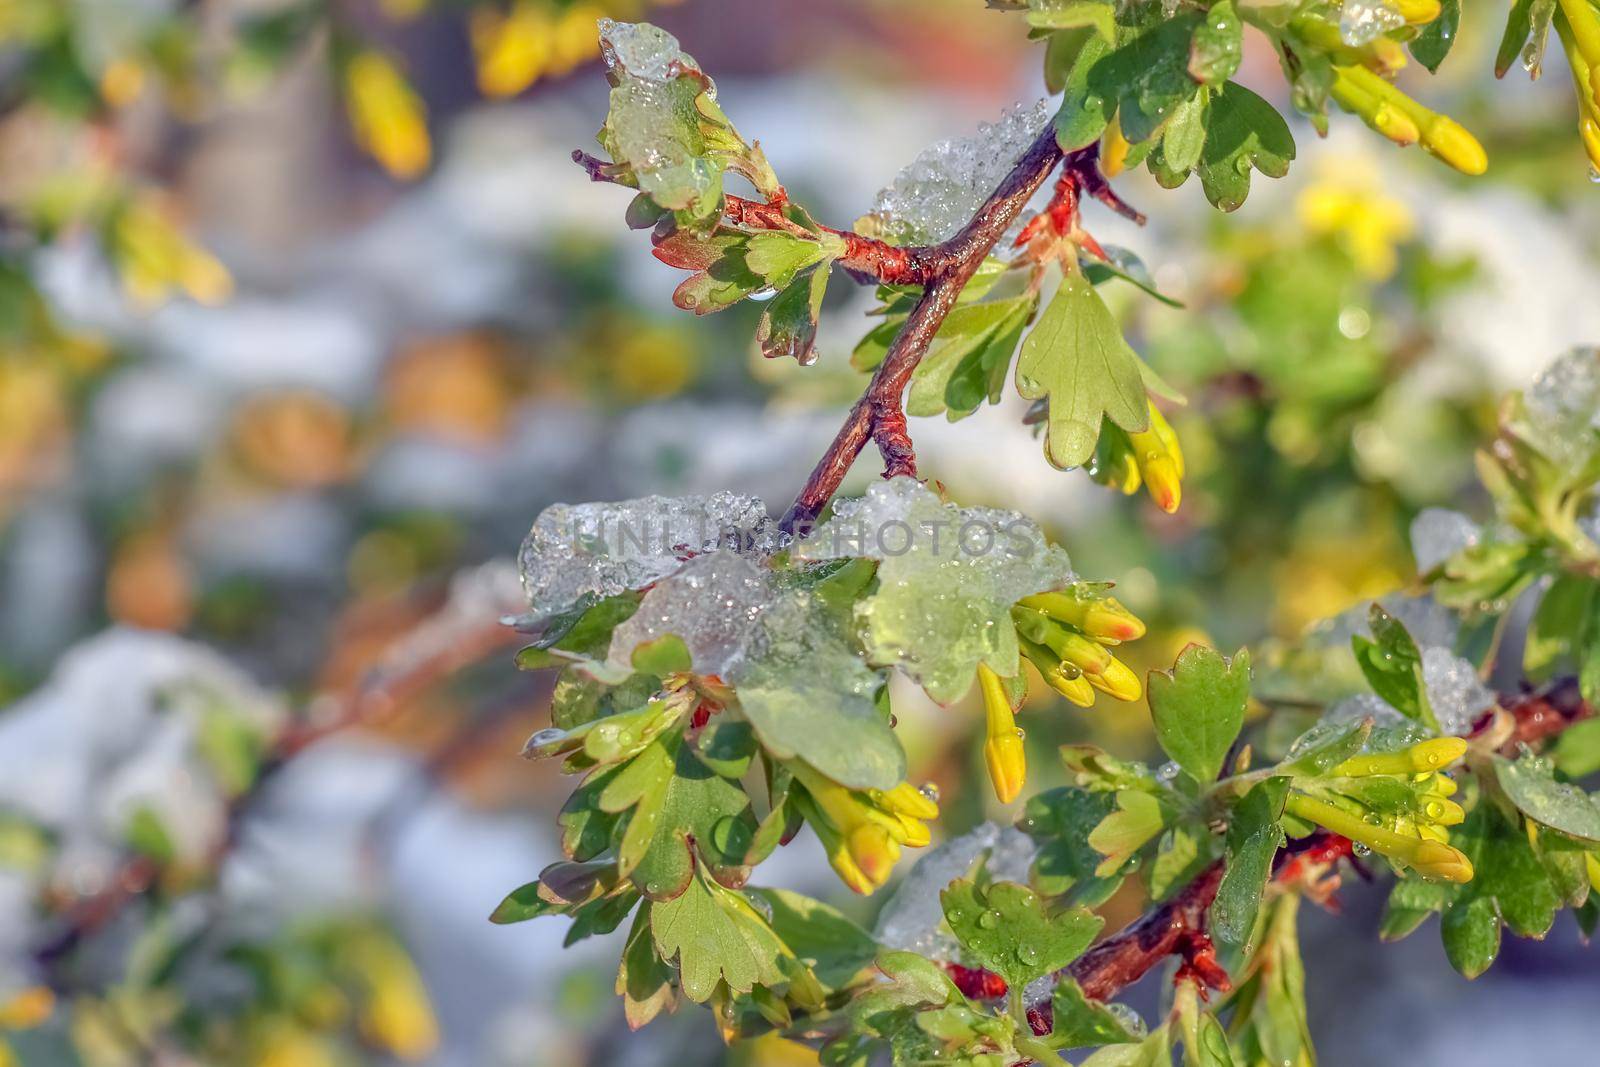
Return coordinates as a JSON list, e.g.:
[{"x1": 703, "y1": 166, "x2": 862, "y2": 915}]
[
  {"x1": 1065, "y1": 861, "x2": 1227, "y2": 1002},
  {"x1": 779, "y1": 133, "x2": 1103, "y2": 533},
  {"x1": 1499, "y1": 676, "x2": 1594, "y2": 751},
  {"x1": 573, "y1": 149, "x2": 935, "y2": 286}
]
